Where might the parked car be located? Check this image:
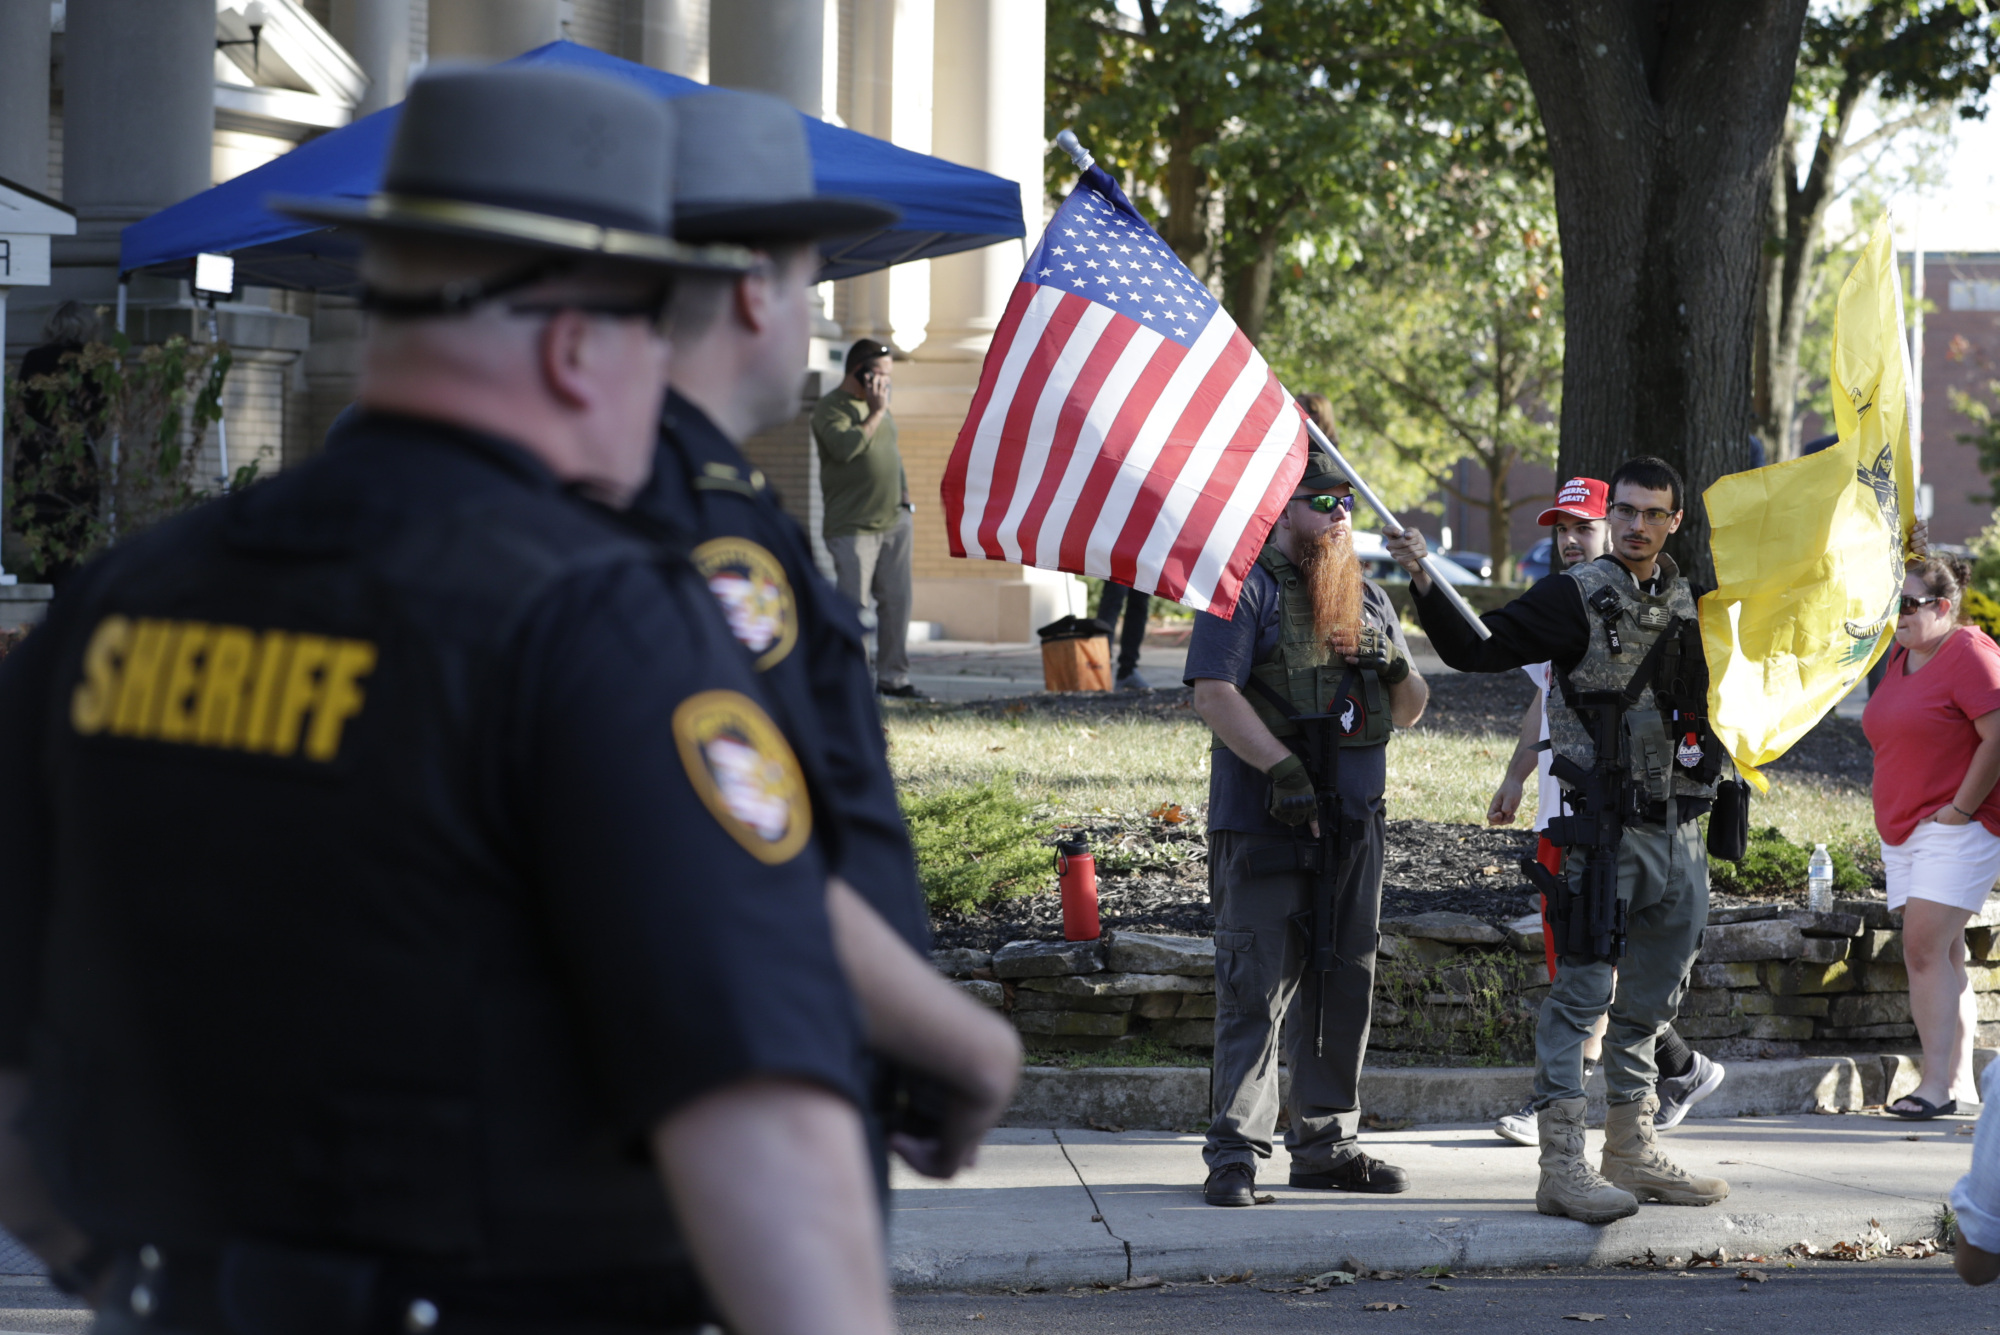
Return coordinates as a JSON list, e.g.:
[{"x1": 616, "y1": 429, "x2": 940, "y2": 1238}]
[
  {"x1": 1518, "y1": 536, "x2": 1554, "y2": 584},
  {"x1": 1442, "y1": 549, "x2": 1493, "y2": 581},
  {"x1": 1352, "y1": 531, "x2": 1485, "y2": 585}
]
